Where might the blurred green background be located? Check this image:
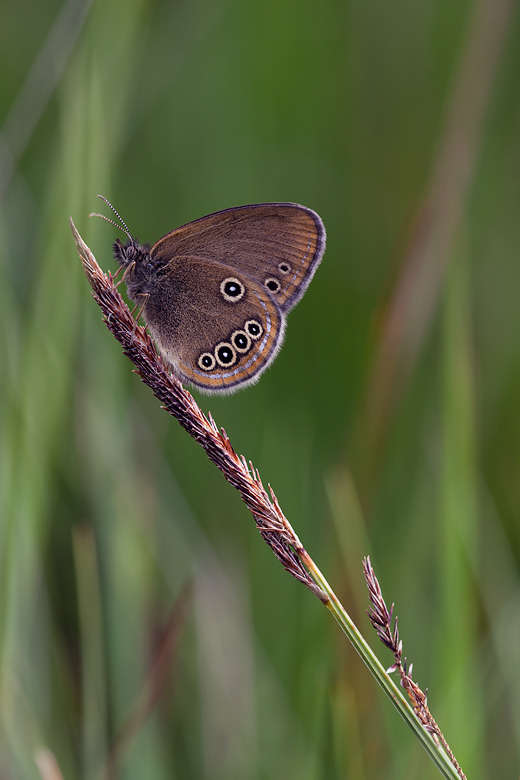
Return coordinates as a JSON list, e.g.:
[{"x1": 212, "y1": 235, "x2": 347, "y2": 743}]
[{"x1": 1, "y1": 0, "x2": 520, "y2": 777}]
